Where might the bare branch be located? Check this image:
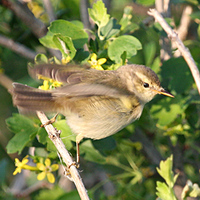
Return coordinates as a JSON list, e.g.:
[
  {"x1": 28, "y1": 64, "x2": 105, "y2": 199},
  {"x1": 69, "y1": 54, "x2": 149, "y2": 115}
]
[
  {"x1": 42, "y1": 0, "x2": 56, "y2": 22},
  {"x1": 155, "y1": 0, "x2": 171, "y2": 16},
  {"x1": 13, "y1": 181, "x2": 53, "y2": 198},
  {"x1": 0, "y1": 73, "x2": 14, "y2": 91},
  {"x1": 0, "y1": 34, "x2": 37, "y2": 60},
  {"x1": 2, "y1": 0, "x2": 47, "y2": 38},
  {"x1": 155, "y1": 0, "x2": 172, "y2": 62},
  {"x1": 80, "y1": 0, "x2": 91, "y2": 29},
  {"x1": 36, "y1": 111, "x2": 90, "y2": 200},
  {"x1": 130, "y1": 128, "x2": 163, "y2": 165},
  {"x1": 177, "y1": 5, "x2": 193, "y2": 41},
  {"x1": 148, "y1": 8, "x2": 200, "y2": 95},
  {"x1": 173, "y1": 5, "x2": 193, "y2": 57}
]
